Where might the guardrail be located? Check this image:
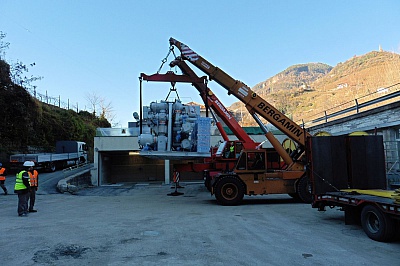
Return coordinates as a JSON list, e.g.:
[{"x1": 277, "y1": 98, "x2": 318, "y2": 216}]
[{"x1": 300, "y1": 83, "x2": 400, "y2": 128}]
